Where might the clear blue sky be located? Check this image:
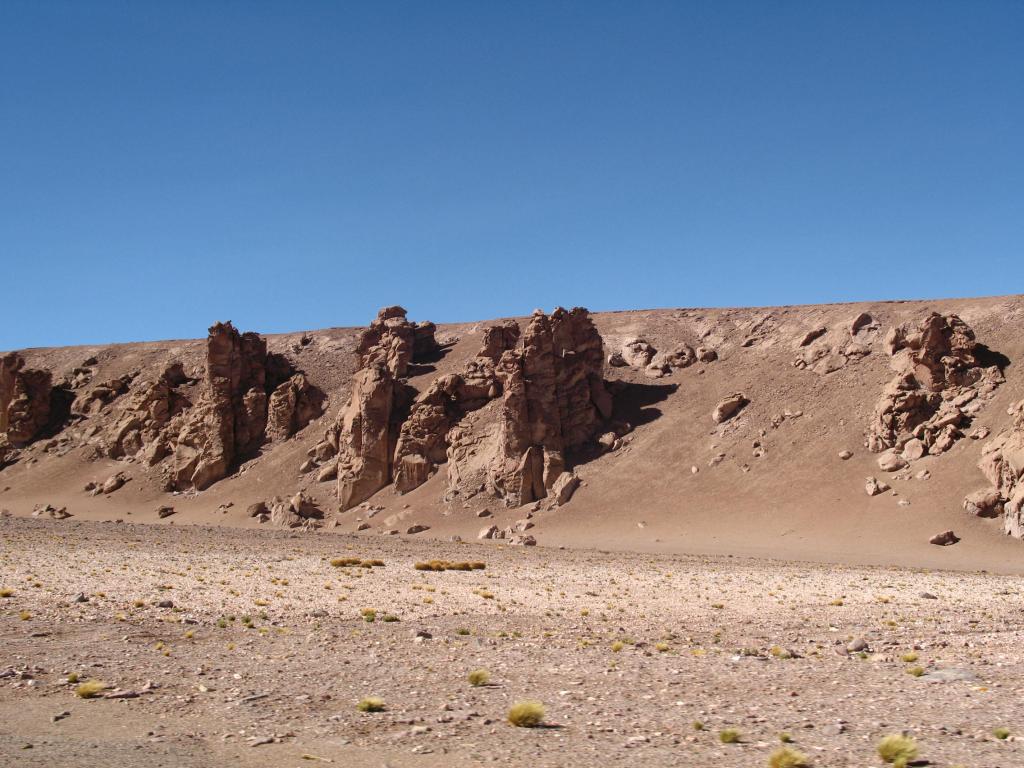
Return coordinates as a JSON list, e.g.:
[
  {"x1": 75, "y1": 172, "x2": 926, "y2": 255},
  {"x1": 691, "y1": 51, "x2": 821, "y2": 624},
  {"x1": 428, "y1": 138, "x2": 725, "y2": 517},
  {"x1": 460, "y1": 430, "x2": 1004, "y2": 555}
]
[{"x1": 2, "y1": 1, "x2": 1022, "y2": 350}]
